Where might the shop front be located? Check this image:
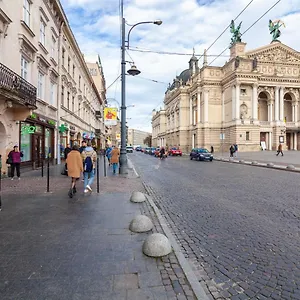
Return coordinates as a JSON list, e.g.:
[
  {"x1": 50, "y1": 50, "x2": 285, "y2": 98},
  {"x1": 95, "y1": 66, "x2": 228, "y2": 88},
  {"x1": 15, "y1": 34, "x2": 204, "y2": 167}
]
[{"x1": 20, "y1": 114, "x2": 55, "y2": 168}]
